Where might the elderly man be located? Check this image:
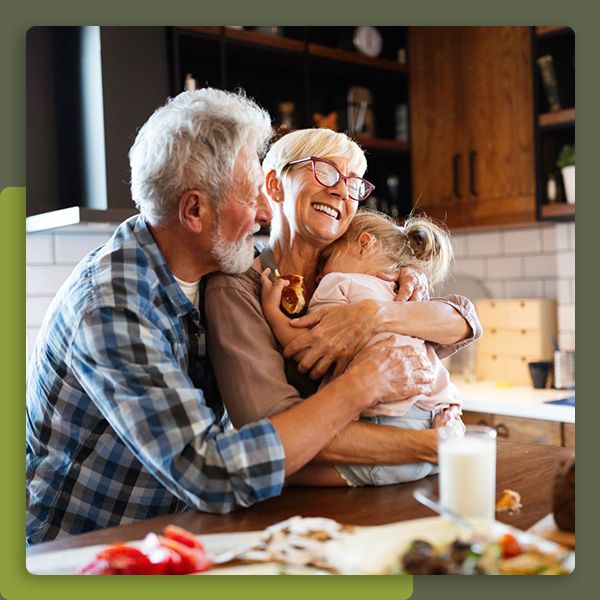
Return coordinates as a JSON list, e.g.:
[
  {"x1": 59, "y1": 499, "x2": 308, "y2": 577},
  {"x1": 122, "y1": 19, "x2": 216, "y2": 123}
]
[{"x1": 26, "y1": 89, "x2": 438, "y2": 544}]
